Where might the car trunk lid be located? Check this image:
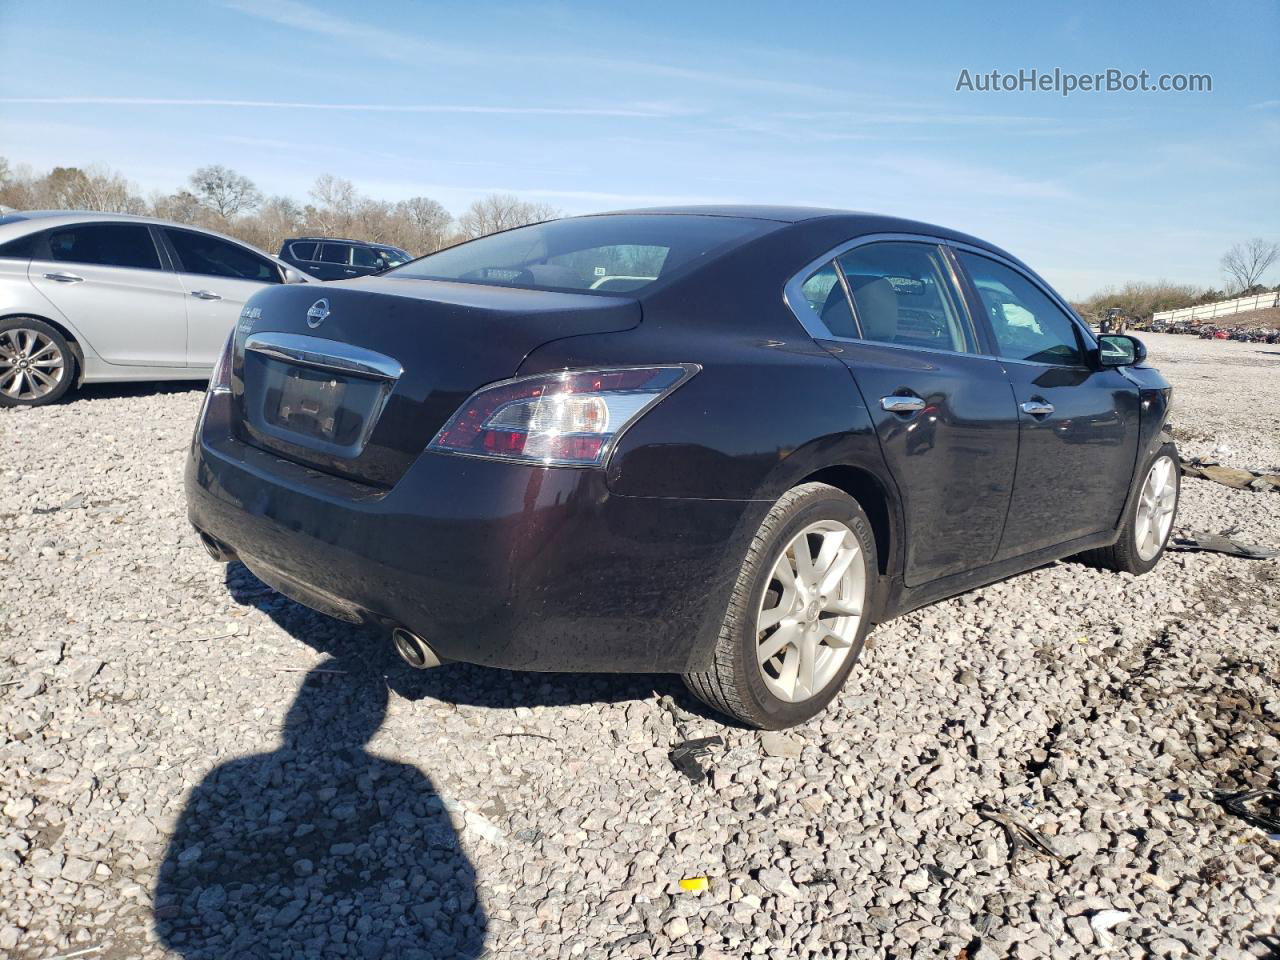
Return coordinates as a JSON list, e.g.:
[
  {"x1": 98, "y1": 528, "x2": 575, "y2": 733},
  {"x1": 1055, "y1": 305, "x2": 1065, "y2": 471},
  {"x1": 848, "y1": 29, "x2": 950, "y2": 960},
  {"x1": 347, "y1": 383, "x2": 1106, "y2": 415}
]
[{"x1": 230, "y1": 277, "x2": 641, "y2": 487}]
